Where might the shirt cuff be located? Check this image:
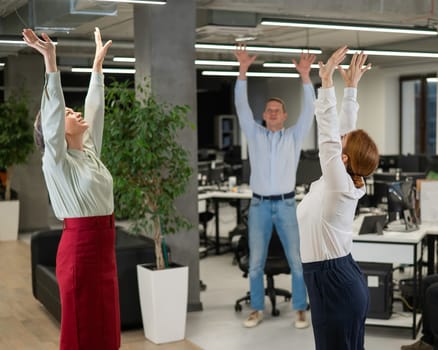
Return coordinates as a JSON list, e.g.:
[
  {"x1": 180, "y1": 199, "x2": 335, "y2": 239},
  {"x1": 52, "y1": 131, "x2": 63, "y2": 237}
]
[
  {"x1": 317, "y1": 86, "x2": 336, "y2": 101},
  {"x1": 344, "y1": 87, "x2": 357, "y2": 99},
  {"x1": 45, "y1": 71, "x2": 61, "y2": 84},
  {"x1": 90, "y1": 72, "x2": 104, "y2": 86}
]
